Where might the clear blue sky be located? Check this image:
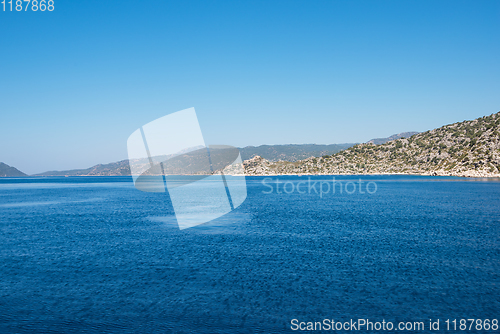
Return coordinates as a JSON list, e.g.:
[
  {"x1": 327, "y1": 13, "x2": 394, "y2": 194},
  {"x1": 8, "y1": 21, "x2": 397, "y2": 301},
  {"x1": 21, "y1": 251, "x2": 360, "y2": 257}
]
[{"x1": 1, "y1": 0, "x2": 499, "y2": 174}]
